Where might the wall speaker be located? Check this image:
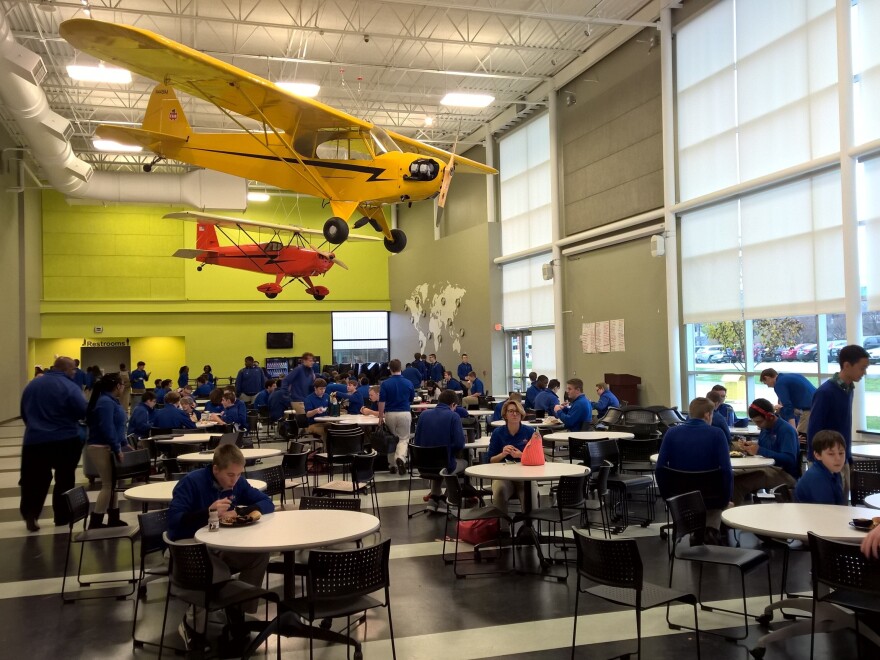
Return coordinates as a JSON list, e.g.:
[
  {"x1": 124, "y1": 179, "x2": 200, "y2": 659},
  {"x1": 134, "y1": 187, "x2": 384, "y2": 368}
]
[
  {"x1": 541, "y1": 262, "x2": 554, "y2": 281},
  {"x1": 650, "y1": 235, "x2": 665, "y2": 257}
]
